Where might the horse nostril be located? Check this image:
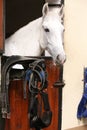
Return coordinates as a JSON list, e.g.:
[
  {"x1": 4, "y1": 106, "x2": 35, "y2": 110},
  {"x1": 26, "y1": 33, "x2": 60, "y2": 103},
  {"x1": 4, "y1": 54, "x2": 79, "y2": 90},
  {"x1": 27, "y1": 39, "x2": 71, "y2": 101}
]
[{"x1": 56, "y1": 54, "x2": 66, "y2": 64}]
